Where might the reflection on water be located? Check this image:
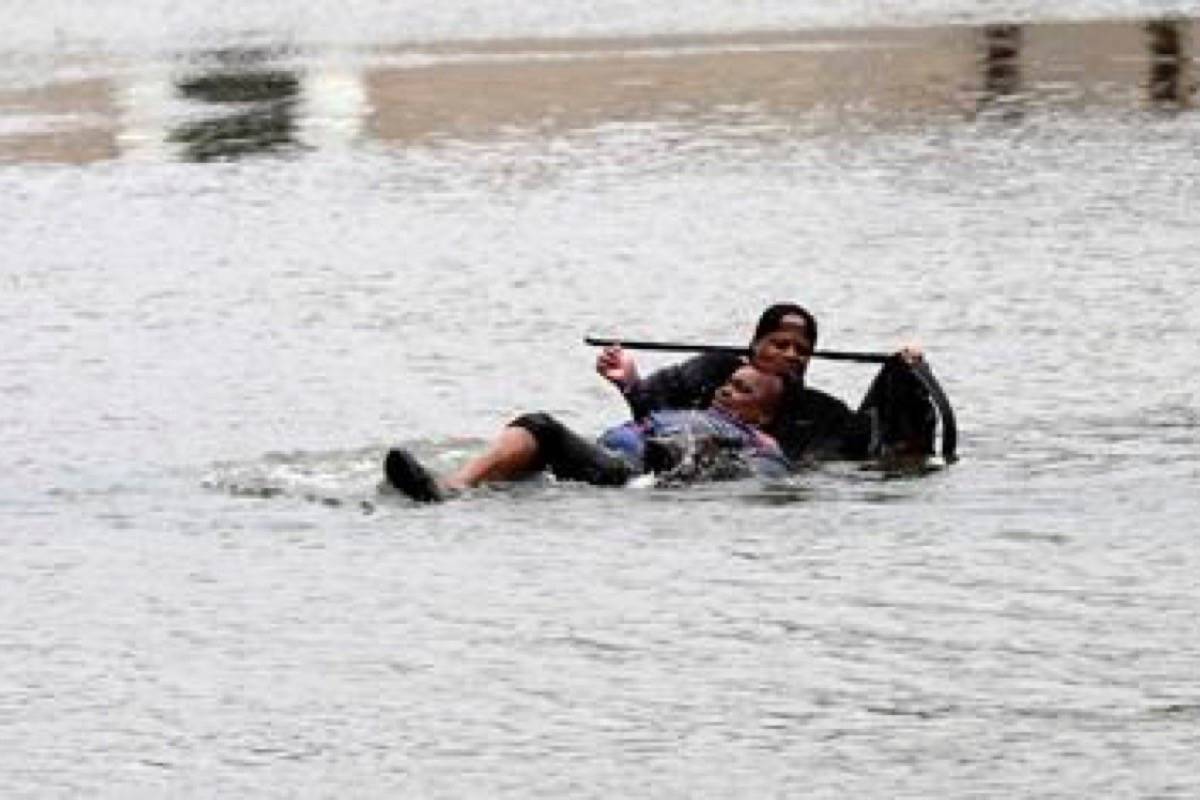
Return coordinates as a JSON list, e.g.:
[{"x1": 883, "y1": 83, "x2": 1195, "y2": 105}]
[
  {"x1": 1147, "y1": 18, "x2": 1192, "y2": 108},
  {"x1": 0, "y1": 76, "x2": 120, "y2": 163},
  {"x1": 976, "y1": 17, "x2": 1194, "y2": 118},
  {"x1": 0, "y1": 17, "x2": 1197, "y2": 164},
  {"x1": 978, "y1": 24, "x2": 1023, "y2": 118},
  {"x1": 170, "y1": 49, "x2": 303, "y2": 162}
]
